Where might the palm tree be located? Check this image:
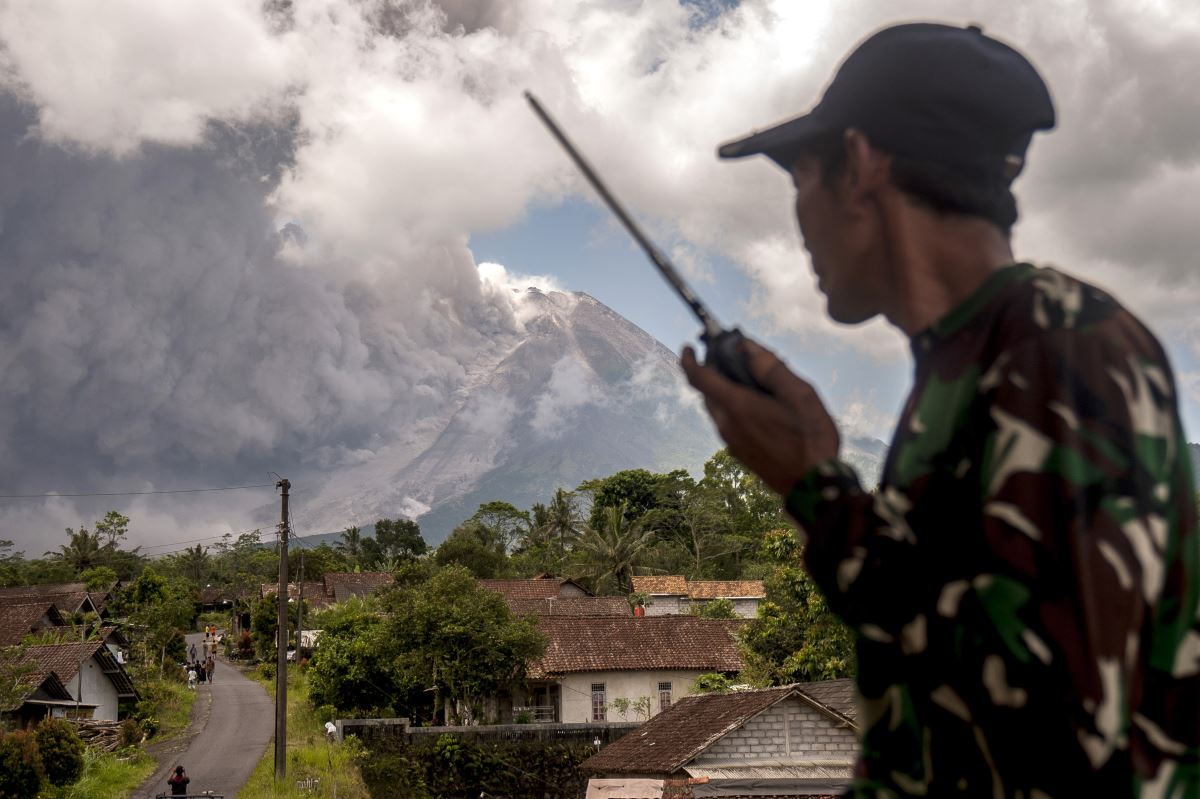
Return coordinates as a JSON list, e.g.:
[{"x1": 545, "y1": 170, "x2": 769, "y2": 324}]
[
  {"x1": 337, "y1": 525, "x2": 362, "y2": 565},
  {"x1": 47, "y1": 527, "x2": 106, "y2": 571},
  {"x1": 569, "y1": 502, "x2": 657, "y2": 595},
  {"x1": 546, "y1": 488, "x2": 582, "y2": 545},
  {"x1": 177, "y1": 544, "x2": 211, "y2": 583}
]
